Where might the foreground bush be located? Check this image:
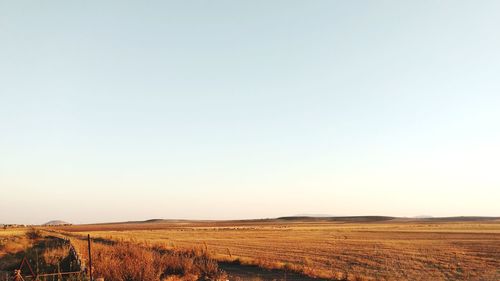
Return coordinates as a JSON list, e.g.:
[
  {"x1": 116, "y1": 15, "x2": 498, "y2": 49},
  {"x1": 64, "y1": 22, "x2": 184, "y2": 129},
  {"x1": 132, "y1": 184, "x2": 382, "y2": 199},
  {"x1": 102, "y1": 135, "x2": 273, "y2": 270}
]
[{"x1": 70, "y1": 237, "x2": 225, "y2": 281}]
